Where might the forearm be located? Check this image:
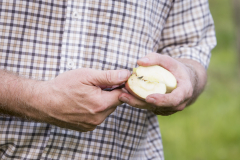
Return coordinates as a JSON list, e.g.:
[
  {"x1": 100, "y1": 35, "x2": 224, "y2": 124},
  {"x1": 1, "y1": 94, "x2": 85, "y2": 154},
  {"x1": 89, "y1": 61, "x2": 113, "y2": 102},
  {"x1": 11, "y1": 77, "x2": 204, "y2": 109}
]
[
  {"x1": 0, "y1": 69, "x2": 45, "y2": 119},
  {"x1": 176, "y1": 58, "x2": 207, "y2": 106}
]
